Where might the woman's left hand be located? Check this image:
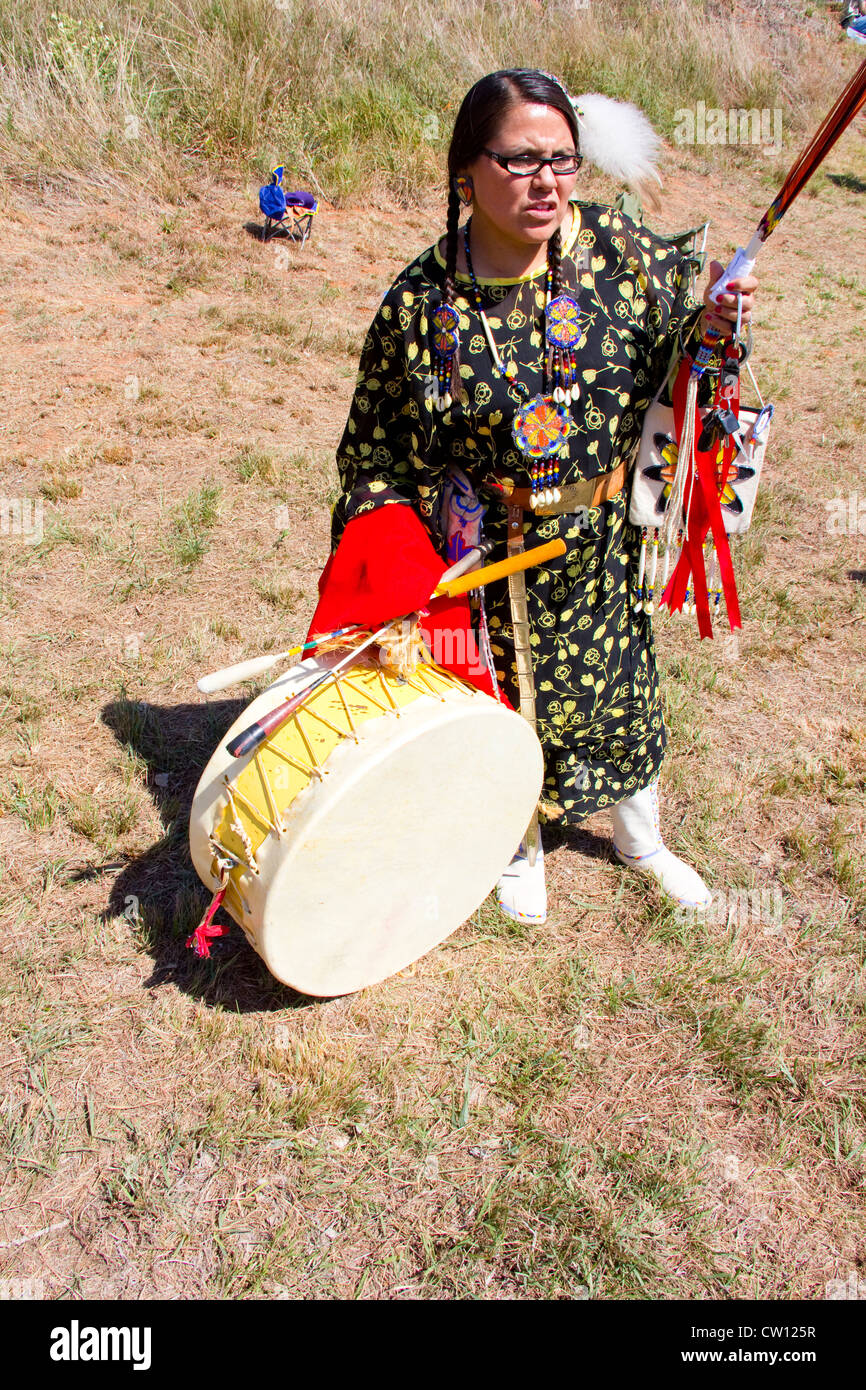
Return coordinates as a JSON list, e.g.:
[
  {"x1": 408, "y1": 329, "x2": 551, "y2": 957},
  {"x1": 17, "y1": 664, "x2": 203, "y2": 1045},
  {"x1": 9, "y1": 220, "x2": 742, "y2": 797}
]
[{"x1": 701, "y1": 258, "x2": 758, "y2": 337}]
